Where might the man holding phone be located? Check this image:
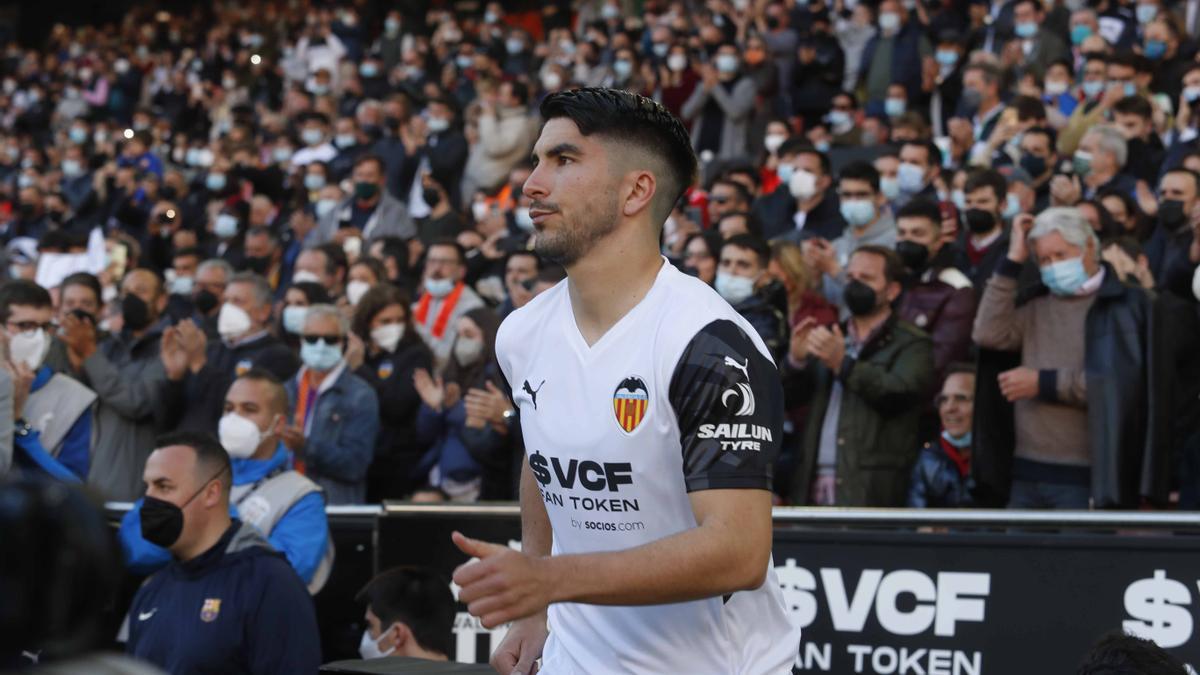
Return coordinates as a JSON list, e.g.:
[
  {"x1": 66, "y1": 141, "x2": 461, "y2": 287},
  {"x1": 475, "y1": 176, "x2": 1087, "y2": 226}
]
[{"x1": 500, "y1": 250, "x2": 540, "y2": 319}]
